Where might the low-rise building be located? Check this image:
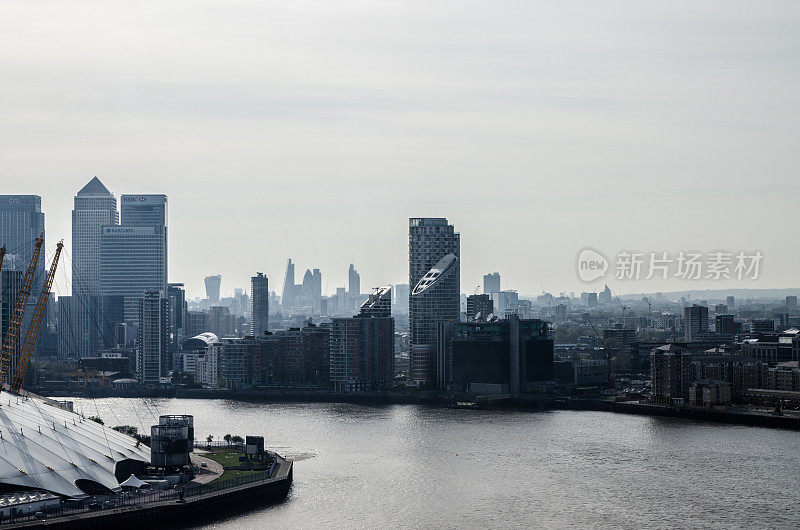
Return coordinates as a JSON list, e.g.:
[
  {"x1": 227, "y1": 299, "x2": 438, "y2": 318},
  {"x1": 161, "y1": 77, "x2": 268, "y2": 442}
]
[{"x1": 688, "y1": 379, "x2": 732, "y2": 407}]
